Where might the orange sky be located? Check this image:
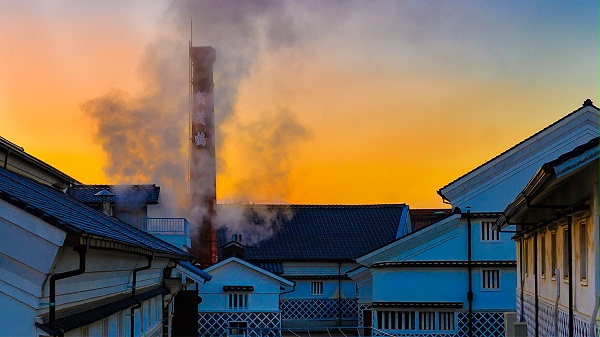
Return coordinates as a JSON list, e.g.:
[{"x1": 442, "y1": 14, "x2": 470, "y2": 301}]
[{"x1": 0, "y1": 1, "x2": 598, "y2": 208}]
